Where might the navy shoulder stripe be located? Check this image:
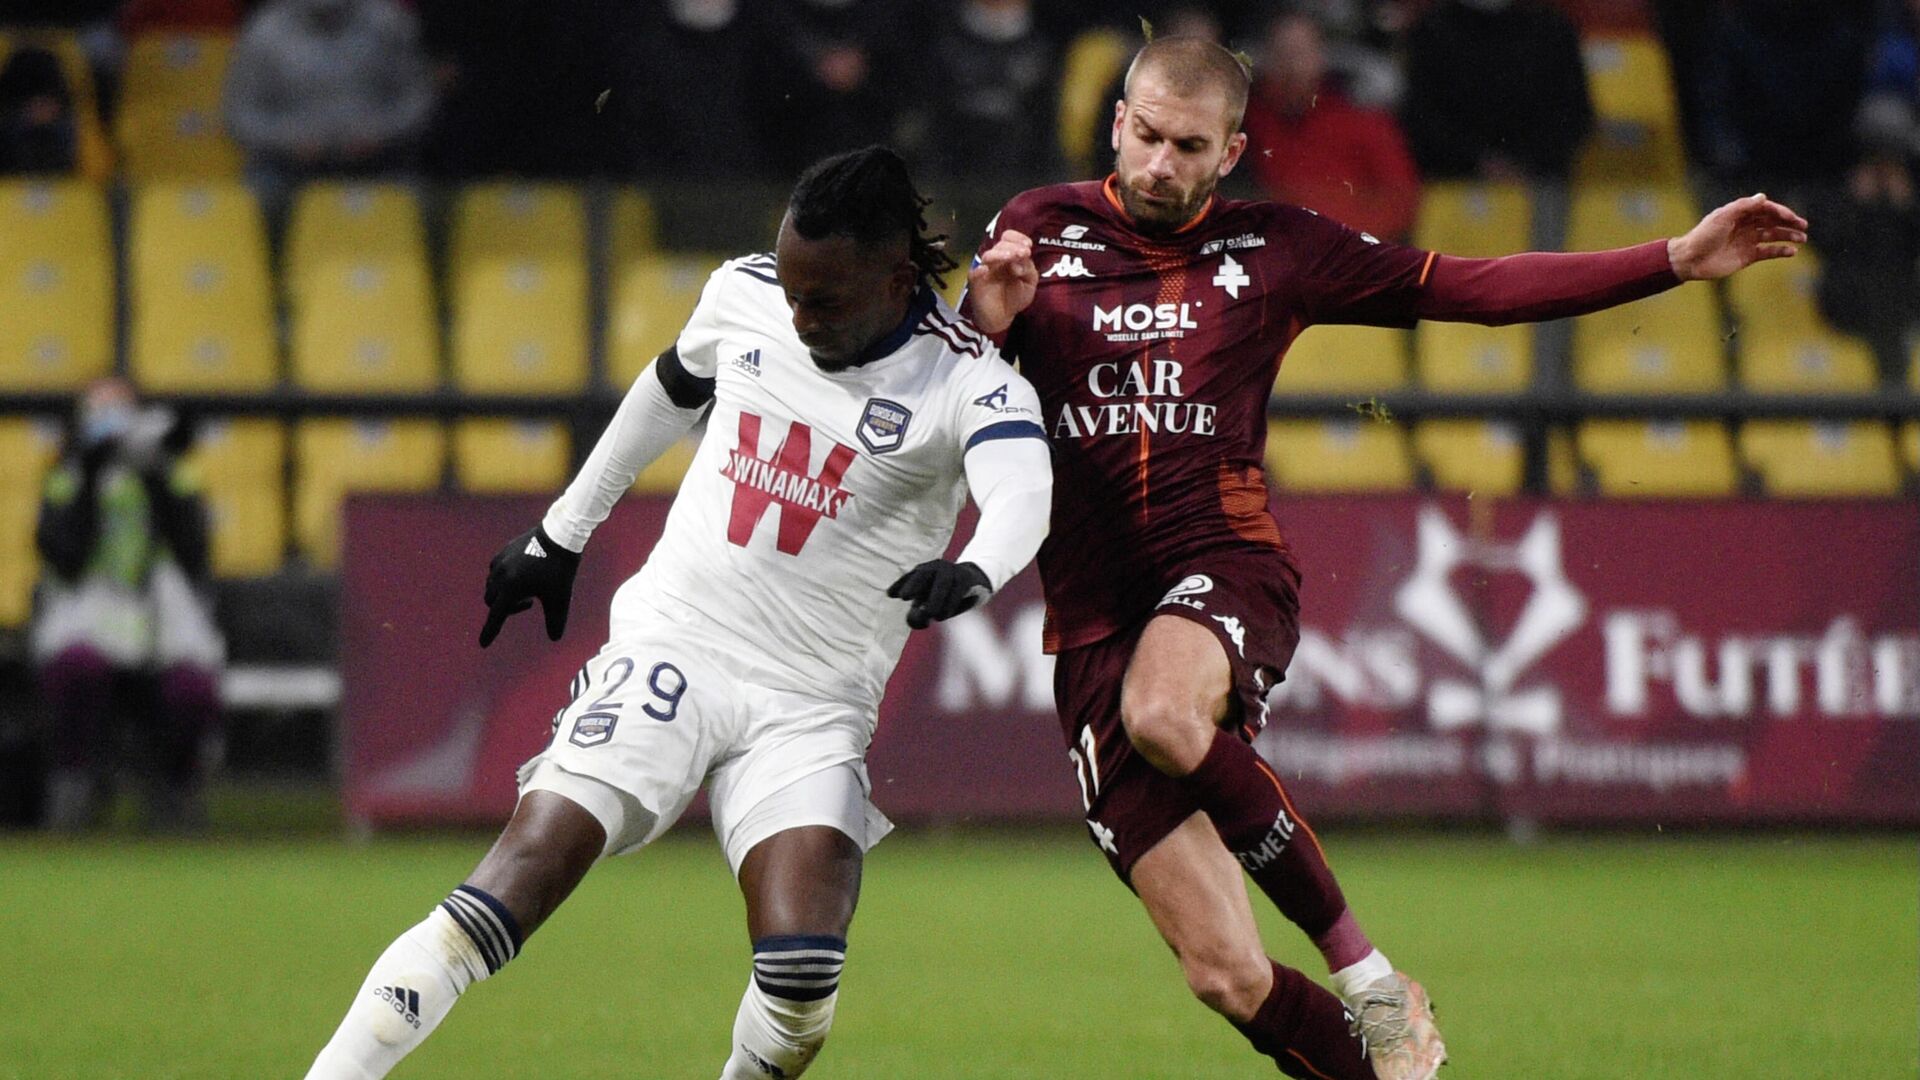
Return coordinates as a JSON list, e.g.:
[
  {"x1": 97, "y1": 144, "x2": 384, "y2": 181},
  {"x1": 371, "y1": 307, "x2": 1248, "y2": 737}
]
[
  {"x1": 965, "y1": 419, "x2": 1046, "y2": 450},
  {"x1": 733, "y1": 265, "x2": 780, "y2": 286}
]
